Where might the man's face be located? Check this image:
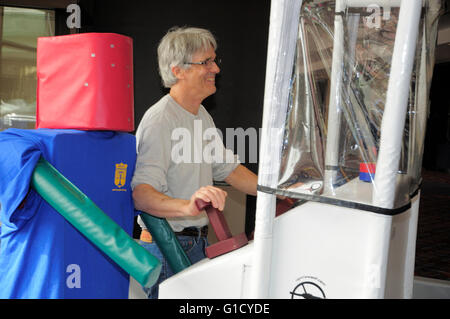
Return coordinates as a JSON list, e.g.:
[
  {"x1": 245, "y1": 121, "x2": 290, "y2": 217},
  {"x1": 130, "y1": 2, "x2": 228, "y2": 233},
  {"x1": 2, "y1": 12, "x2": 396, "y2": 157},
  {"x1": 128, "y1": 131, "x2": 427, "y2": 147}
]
[{"x1": 182, "y1": 46, "x2": 220, "y2": 101}]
